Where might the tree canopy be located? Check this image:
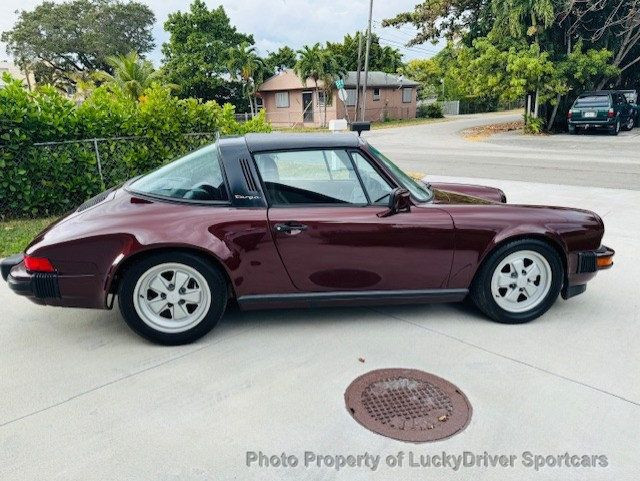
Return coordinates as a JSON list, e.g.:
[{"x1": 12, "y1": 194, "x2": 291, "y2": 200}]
[
  {"x1": 161, "y1": 0, "x2": 254, "y2": 107},
  {"x1": 325, "y1": 32, "x2": 404, "y2": 74},
  {"x1": 385, "y1": 0, "x2": 634, "y2": 129},
  {"x1": 1, "y1": 0, "x2": 155, "y2": 86}
]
